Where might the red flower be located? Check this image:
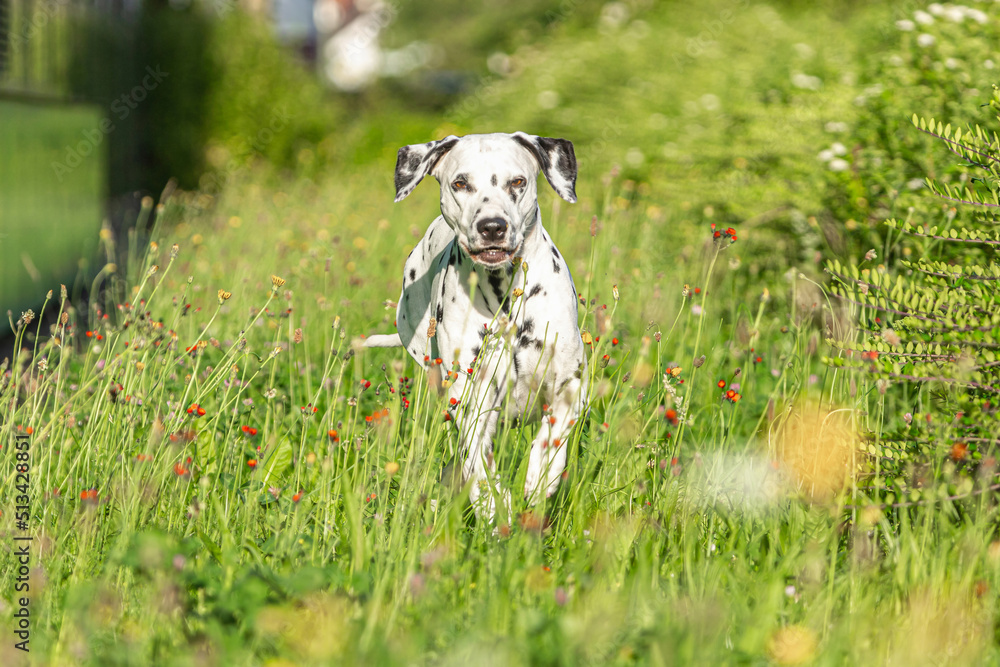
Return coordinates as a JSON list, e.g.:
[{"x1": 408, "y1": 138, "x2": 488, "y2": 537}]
[
  {"x1": 434, "y1": 358, "x2": 443, "y2": 365},
  {"x1": 612, "y1": 337, "x2": 619, "y2": 346},
  {"x1": 717, "y1": 380, "x2": 726, "y2": 388},
  {"x1": 241, "y1": 425, "x2": 258, "y2": 436},
  {"x1": 665, "y1": 409, "x2": 678, "y2": 426},
  {"x1": 328, "y1": 429, "x2": 340, "y2": 441},
  {"x1": 449, "y1": 397, "x2": 458, "y2": 406},
  {"x1": 247, "y1": 459, "x2": 257, "y2": 468},
  {"x1": 292, "y1": 491, "x2": 303, "y2": 503},
  {"x1": 173, "y1": 462, "x2": 189, "y2": 476}
]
